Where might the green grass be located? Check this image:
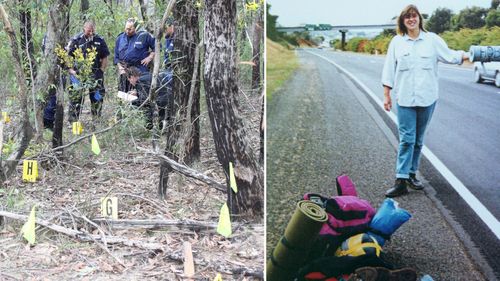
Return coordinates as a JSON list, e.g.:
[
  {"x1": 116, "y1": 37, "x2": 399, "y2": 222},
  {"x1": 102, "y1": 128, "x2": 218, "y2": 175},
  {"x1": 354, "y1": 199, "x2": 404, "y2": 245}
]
[{"x1": 266, "y1": 39, "x2": 298, "y2": 100}]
